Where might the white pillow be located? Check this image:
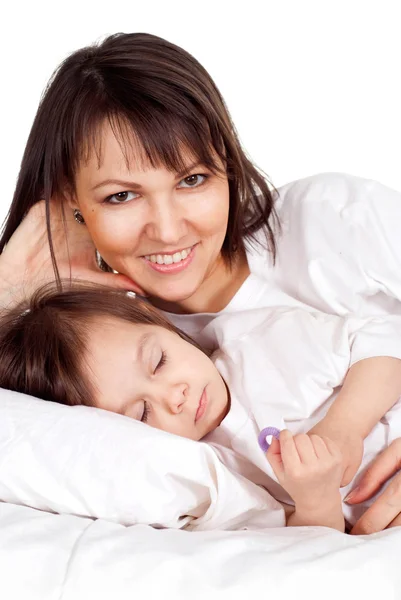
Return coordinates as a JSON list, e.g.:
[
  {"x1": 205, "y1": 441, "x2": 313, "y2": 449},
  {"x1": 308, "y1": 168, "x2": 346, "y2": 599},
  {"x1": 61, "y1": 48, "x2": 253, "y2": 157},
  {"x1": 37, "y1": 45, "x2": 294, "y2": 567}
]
[{"x1": 0, "y1": 388, "x2": 284, "y2": 530}]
